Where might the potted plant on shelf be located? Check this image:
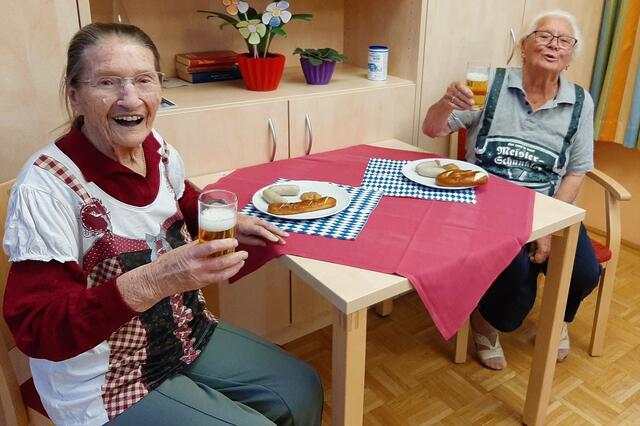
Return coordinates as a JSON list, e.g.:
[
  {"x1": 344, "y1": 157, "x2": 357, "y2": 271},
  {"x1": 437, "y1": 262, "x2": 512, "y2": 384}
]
[
  {"x1": 293, "y1": 47, "x2": 347, "y2": 85},
  {"x1": 199, "y1": 1, "x2": 312, "y2": 91}
]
